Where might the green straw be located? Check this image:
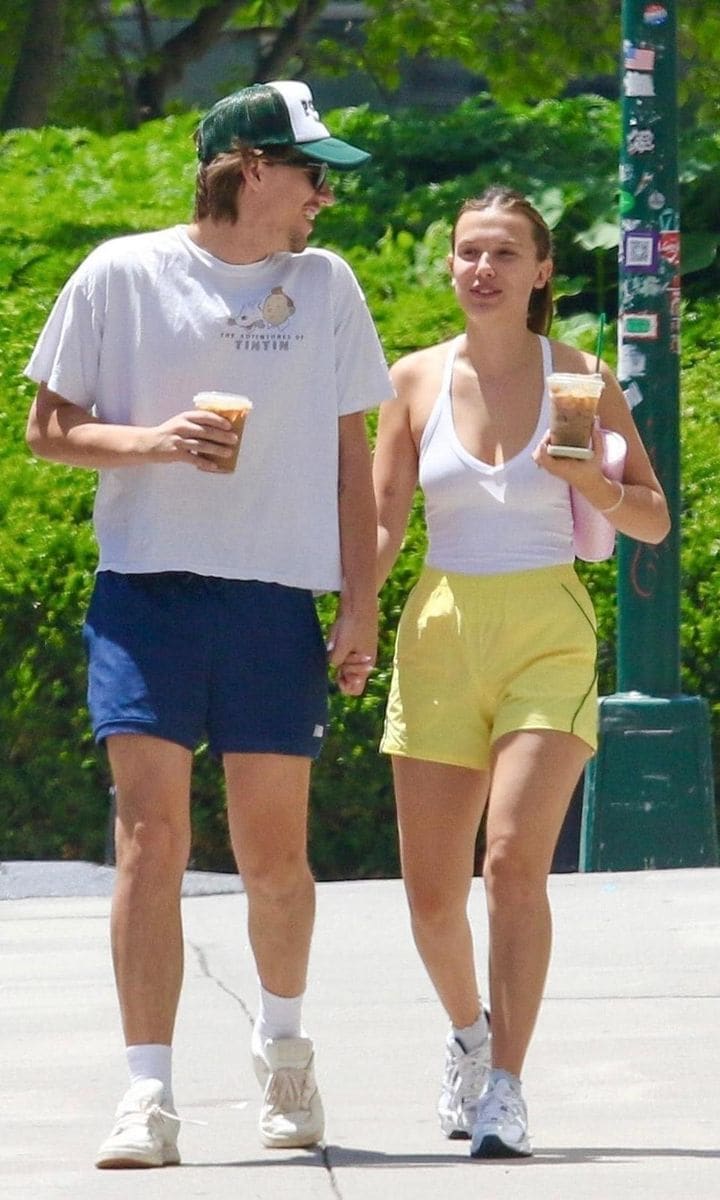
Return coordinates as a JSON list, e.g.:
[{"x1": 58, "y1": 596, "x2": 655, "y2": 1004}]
[{"x1": 594, "y1": 312, "x2": 606, "y2": 373}]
